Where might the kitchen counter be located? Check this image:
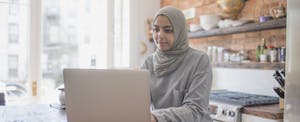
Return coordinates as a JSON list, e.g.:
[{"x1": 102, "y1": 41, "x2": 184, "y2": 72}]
[
  {"x1": 242, "y1": 104, "x2": 283, "y2": 120},
  {"x1": 0, "y1": 103, "x2": 283, "y2": 121}
]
